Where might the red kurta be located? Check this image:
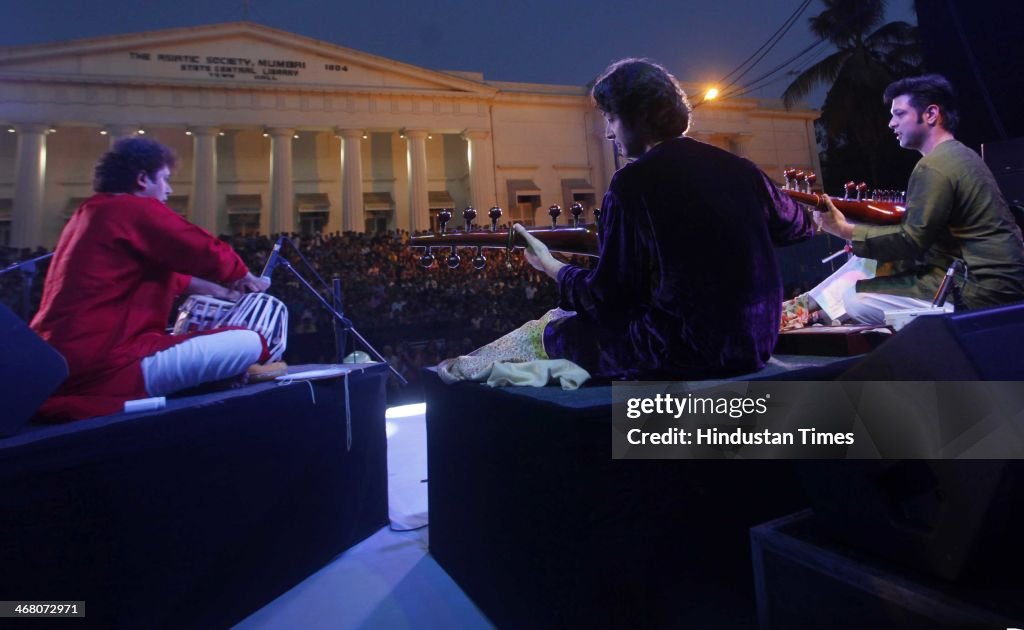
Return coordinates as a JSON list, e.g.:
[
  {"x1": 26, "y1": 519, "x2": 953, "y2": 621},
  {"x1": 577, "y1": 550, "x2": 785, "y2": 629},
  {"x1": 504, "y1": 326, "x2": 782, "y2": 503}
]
[{"x1": 30, "y1": 194, "x2": 250, "y2": 420}]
